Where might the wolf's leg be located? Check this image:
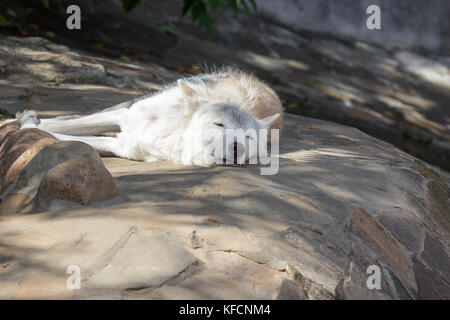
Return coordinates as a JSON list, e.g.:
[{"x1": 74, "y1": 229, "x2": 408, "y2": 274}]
[
  {"x1": 50, "y1": 132, "x2": 122, "y2": 156},
  {"x1": 17, "y1": 111, "x2": 124, "y2": 156},
  {"x1": 16, "y1": 110, "x2": 40, "y2": 128},
  {"x1": 38, "y1": 109, "x2": 126, "y2": 136}
]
